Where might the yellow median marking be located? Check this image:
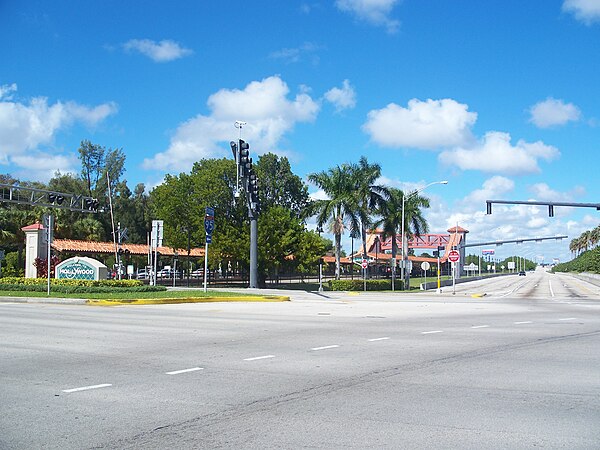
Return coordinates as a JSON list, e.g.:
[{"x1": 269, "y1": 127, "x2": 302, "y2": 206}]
[
  {"x1": 471, "y1": 293, "x2": 487, "y2": 298},
  {"x1": 87, "y1": 295, "x2": 290, "y2": 306}
]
